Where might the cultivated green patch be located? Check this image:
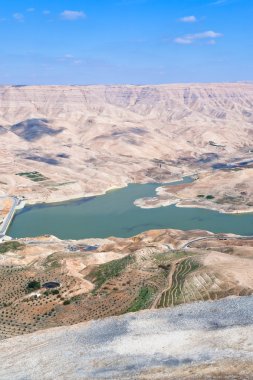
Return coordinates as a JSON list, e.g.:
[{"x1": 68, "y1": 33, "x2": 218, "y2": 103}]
[
  {"x1": 88, "y1": 255, "x2": 134, "y2": 292},
  {"x1": 43, "y1": 254, "x2": 61, "y2": 271},
  {"x1": 154, "y1": 250, "x2": 195, "y2": 265},
  {"x1": 127, "y1": 286, "x2": 156, "y2": 312},
  {"x1": 16, "y1": 171, "x2": 48, "y2": 182},
  {"x1": 0, "y1": 241, "x2": 24, "y2": 254},
  {"x1": 158, "y1": 258, "x2": 201, "y2": 308}
]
